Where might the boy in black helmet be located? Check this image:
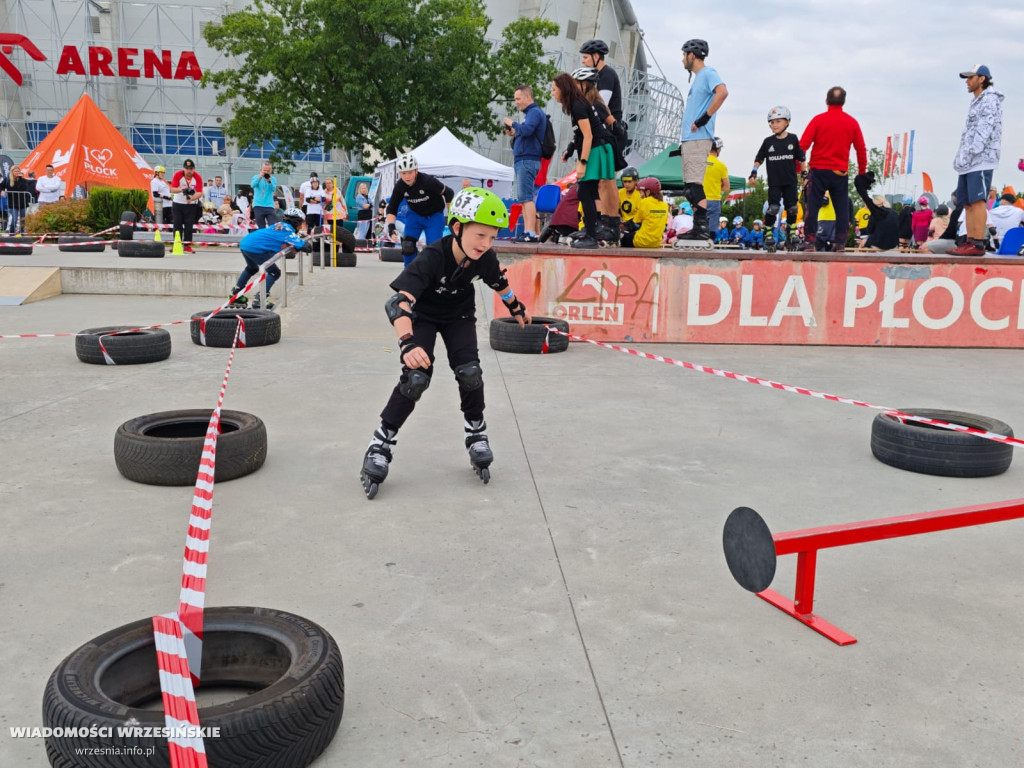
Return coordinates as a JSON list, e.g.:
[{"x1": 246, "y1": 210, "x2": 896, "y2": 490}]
[{"x1": 748, "y1": 106, "x2": 806, "y2": 253}]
